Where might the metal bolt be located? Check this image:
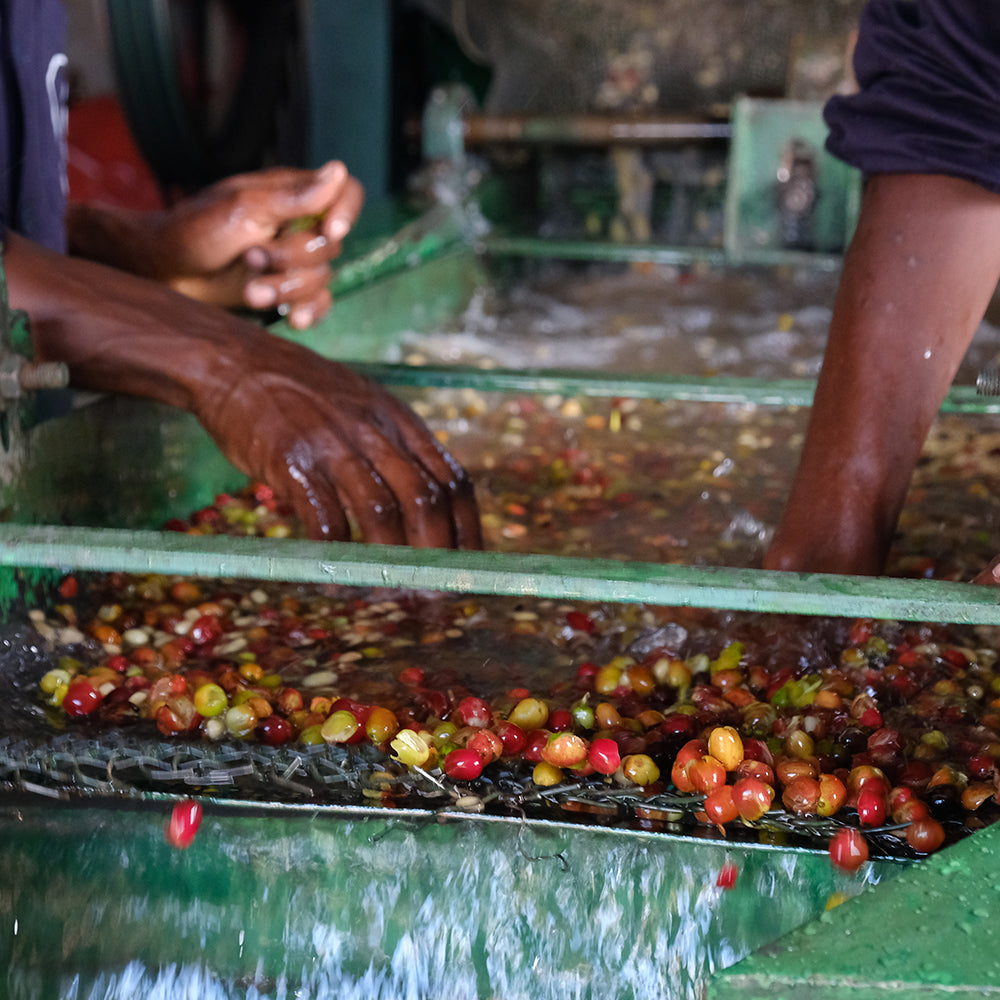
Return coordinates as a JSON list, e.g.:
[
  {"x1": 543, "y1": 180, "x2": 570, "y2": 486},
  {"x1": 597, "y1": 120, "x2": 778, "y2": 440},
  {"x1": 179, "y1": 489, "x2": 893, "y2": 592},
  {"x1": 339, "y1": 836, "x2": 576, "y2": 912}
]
[
  {"x1": 18, "y1": 360, "x2": 69, "y2": 391},
  {"x1": 0, "y1": 355, "x2": 69, "y2": 400},
  {"x1": 977, "y1": 367, "x2": 1000, "y2": 396}
]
